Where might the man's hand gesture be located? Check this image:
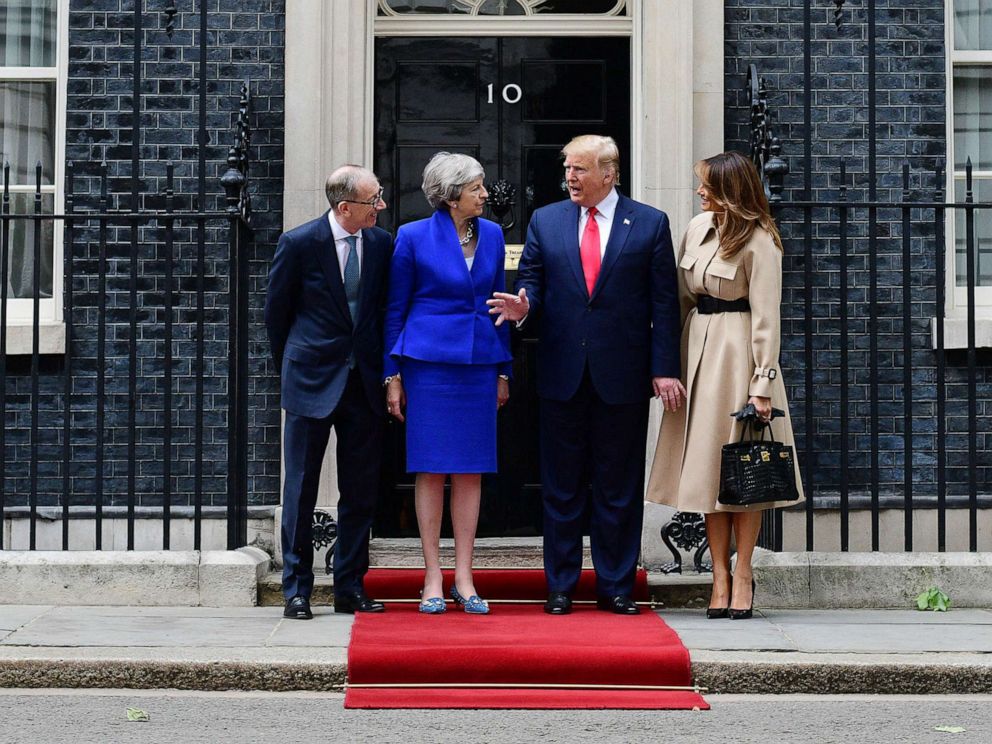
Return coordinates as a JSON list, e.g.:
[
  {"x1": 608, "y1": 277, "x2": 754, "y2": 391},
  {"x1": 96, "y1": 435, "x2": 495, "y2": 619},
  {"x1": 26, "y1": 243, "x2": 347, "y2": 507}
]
[{"x1": 487, "y1": 288, "x2": 530, "y2": 327}]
